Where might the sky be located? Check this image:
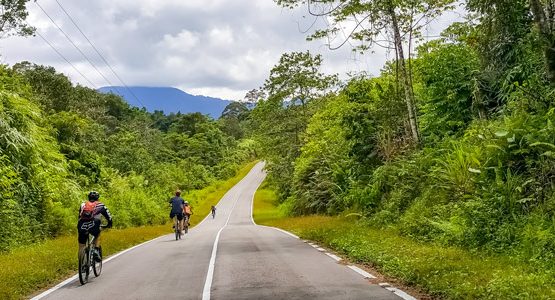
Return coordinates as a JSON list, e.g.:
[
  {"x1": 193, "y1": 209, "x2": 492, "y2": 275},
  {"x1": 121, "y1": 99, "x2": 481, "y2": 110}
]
[{"x1": 0, "y1": 0, "x2": 464, "y2": 100}]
